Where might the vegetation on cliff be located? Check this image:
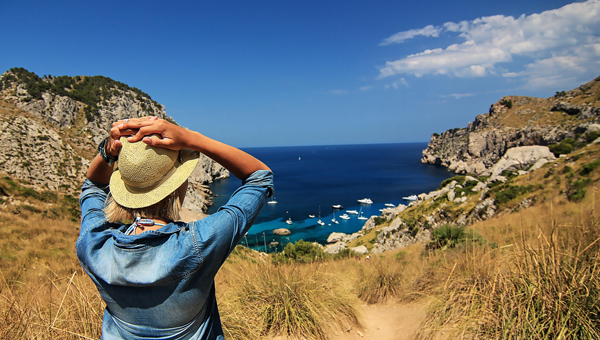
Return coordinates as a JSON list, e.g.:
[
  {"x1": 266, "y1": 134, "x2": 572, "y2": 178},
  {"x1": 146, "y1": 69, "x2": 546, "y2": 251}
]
[{"x1": 1, "y1": 67, "x2": 162, "y2": 121}]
